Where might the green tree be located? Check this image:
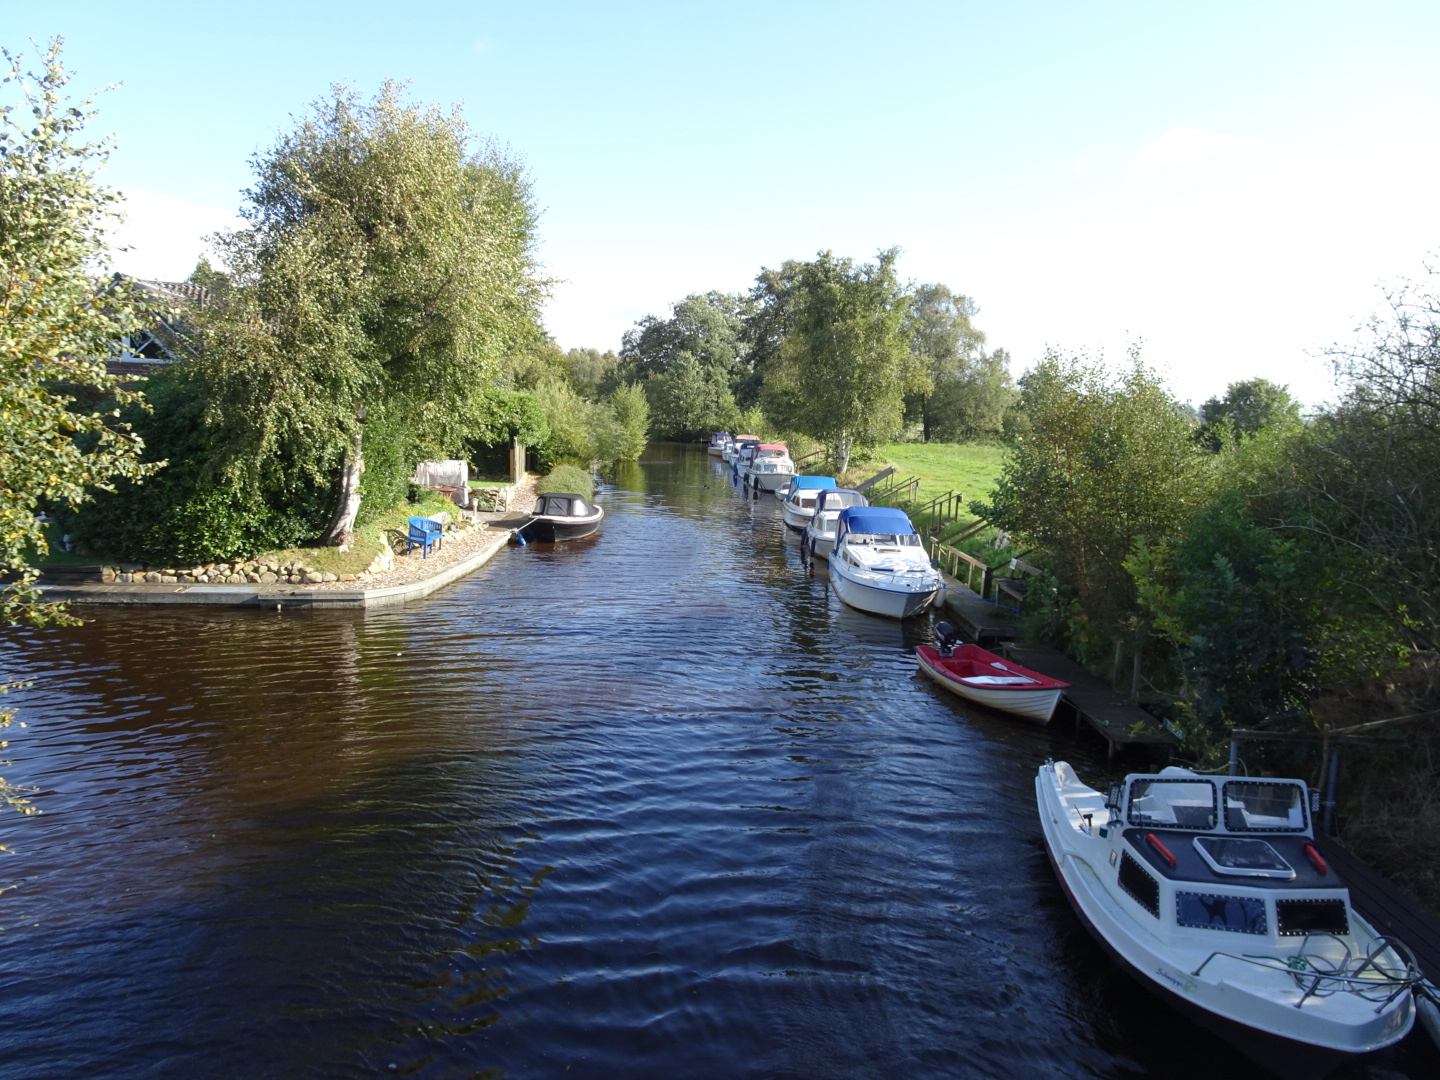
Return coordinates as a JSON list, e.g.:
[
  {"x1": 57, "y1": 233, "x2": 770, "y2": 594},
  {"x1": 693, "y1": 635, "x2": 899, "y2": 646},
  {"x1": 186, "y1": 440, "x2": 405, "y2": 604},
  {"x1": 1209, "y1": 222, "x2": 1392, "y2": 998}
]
[
  {"x1": 0, "y1": 40, "x2": 158, "y2": 621},
  {"x1": 567, "y1": 347, "x2": 621, "y2": 397},
  {"x1": 182, "y1": 81, "x2": 544, "y2": 550},
  {"x1": 760, "y1": 249, "x2": 923, "y2": 473},
  {"x1": 605, "y1": 382, "x2": 650, "y2": 461},
  {"x1": 1197, "y1": 377, "x2": 1302, "y2": 450},
  {"x1": 622, "y1": 292, "x2": 747, "y2": 437},
  {"x1": 976, "y1": 349, "x2": 1209, "y2": 645}
]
